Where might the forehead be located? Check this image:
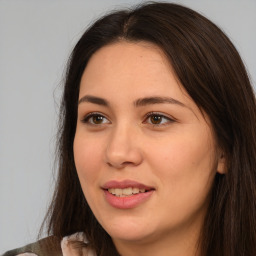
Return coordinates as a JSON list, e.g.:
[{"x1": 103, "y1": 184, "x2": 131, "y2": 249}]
[{"x1": 79, "y1": 41, "x2": 191, "y2": 106}]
